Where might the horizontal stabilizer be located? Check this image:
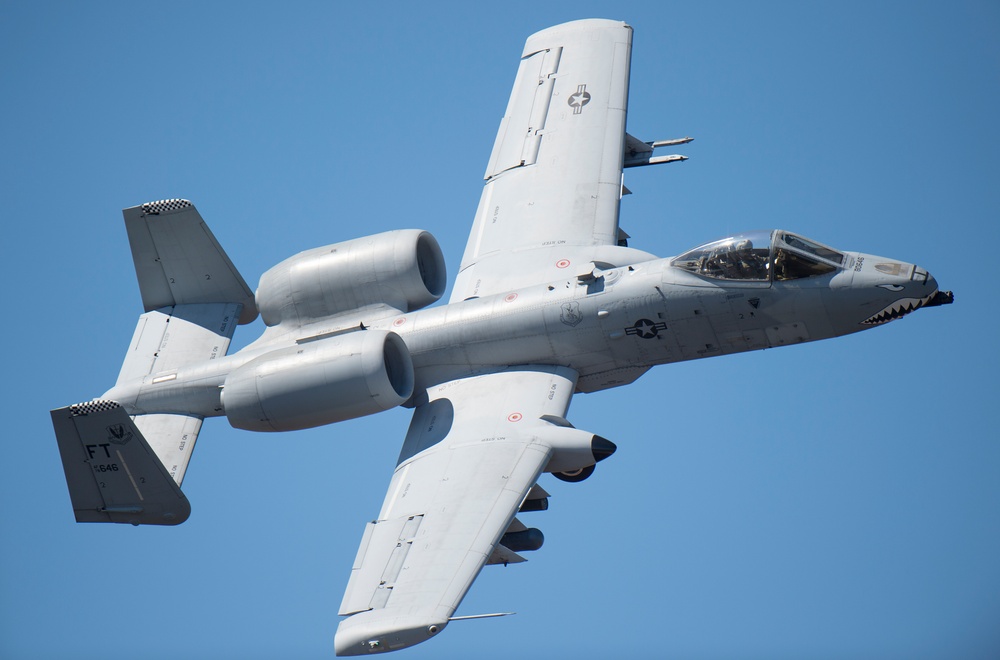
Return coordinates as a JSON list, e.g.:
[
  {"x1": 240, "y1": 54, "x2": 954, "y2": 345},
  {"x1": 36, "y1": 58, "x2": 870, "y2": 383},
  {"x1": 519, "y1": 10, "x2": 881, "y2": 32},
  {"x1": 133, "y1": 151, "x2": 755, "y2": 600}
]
[
  {"x1": 51, "y1": 400, "x2": 190, "y2": 525},
  {"x1": 104, "y1": 302, "x2": 242, "y2": 486},
  {"x1": 123, "y1": 199, "x2": 258, "y2": 325},
  {"x1": 115, "y1": 302, "x2": 243, "y2": 386},
  {"x1": 132, "y1": 414, "x2": 204, "y2": 487}
]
